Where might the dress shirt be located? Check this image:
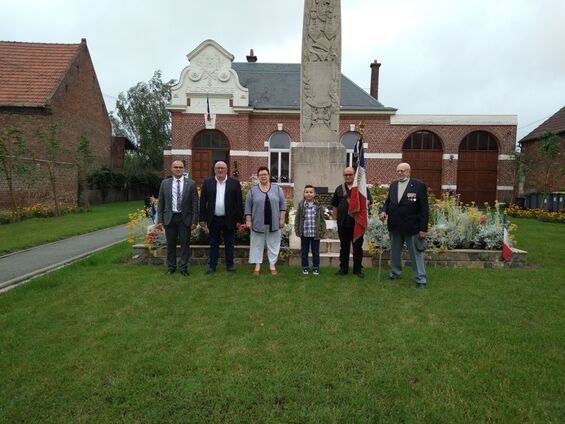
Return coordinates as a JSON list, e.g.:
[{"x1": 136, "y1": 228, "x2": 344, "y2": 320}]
[
  {"x1": 397, "y1": 178, "x2": 409, "y2": 201},
  {"x1": 214, "y1": 177, "x2": 226, "y2": 216},
  {"x1": 172, "y1": 177, "x2": 184, "y2": 213}
]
